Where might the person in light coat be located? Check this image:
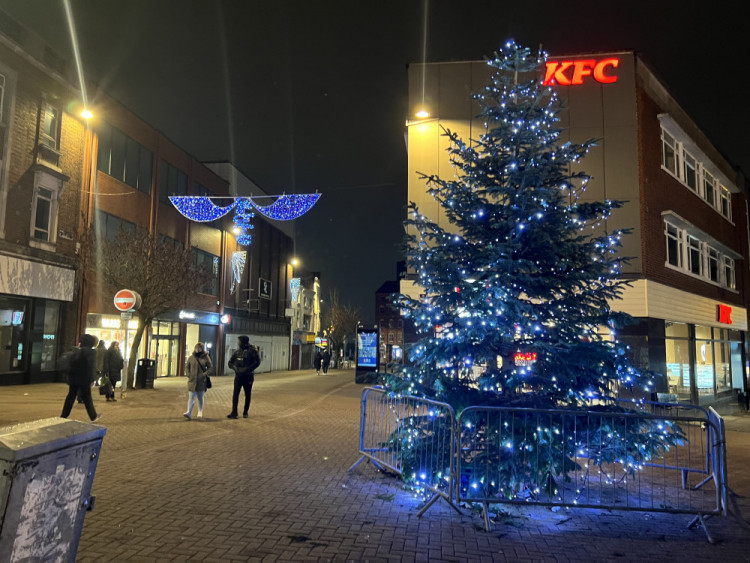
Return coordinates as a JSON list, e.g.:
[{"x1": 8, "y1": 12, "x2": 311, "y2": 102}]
[{"x1": 184, "y1": 342, "x2": 213, "y2": 420}]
